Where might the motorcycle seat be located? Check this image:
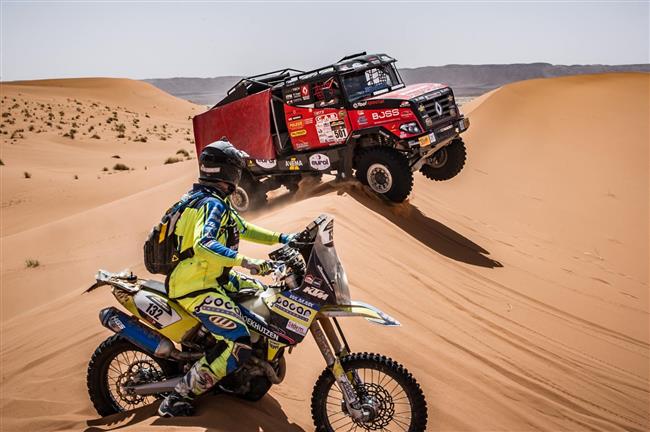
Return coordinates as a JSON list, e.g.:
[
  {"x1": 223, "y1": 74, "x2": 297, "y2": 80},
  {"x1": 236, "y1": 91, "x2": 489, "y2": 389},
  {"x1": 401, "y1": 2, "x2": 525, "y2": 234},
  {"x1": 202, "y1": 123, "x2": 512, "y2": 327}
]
[{"x1": 140, "y1": 279, "x2": 167, "y2": 295}]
